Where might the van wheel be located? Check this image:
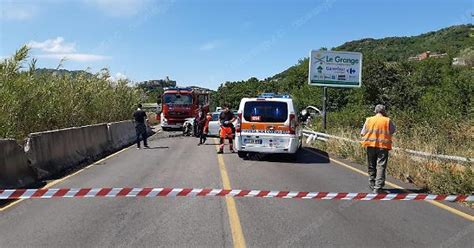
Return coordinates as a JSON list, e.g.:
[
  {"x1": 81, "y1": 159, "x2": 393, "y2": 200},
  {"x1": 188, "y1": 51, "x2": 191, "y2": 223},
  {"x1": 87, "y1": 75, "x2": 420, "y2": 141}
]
[{"x1": 237, "y1": 151, "x2": 247, "y2": 159}]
